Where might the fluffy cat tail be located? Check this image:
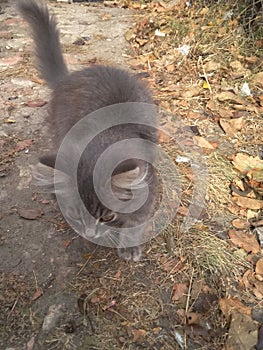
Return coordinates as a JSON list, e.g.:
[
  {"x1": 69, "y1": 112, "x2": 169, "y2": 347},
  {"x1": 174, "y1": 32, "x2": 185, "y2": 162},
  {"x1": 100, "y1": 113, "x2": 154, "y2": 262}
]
[{"x1": 16, "y1": 0, "x2": 68, "y2": 89}]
